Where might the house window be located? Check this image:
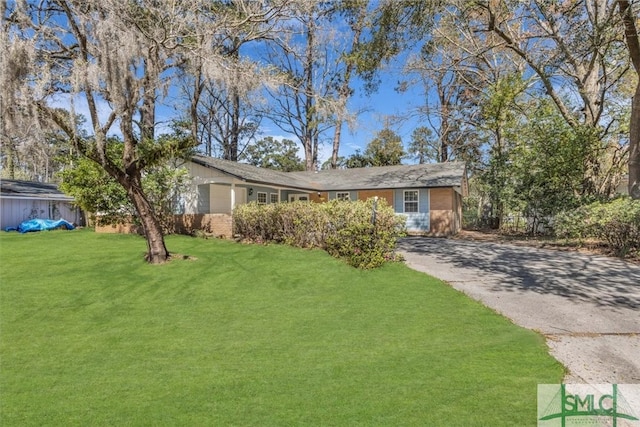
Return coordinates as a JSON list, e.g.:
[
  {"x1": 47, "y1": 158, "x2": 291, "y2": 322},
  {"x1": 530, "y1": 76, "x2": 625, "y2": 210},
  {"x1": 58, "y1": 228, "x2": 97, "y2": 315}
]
[
  {"x1": 288, "y1": 194, "x2": 309, "y2": 202},
  {"x1": 404, "y1": 190, "x2": 419, "y2": 213},
  {"x1": 336, "y1": 192, "x2": 350, "y2": 201},
  {"x1": 257, "y1": 192, "x2": 267, "y2": 204},
  {"x1": 270, "y1": 193, "x2": 279, "y2": 203}
]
